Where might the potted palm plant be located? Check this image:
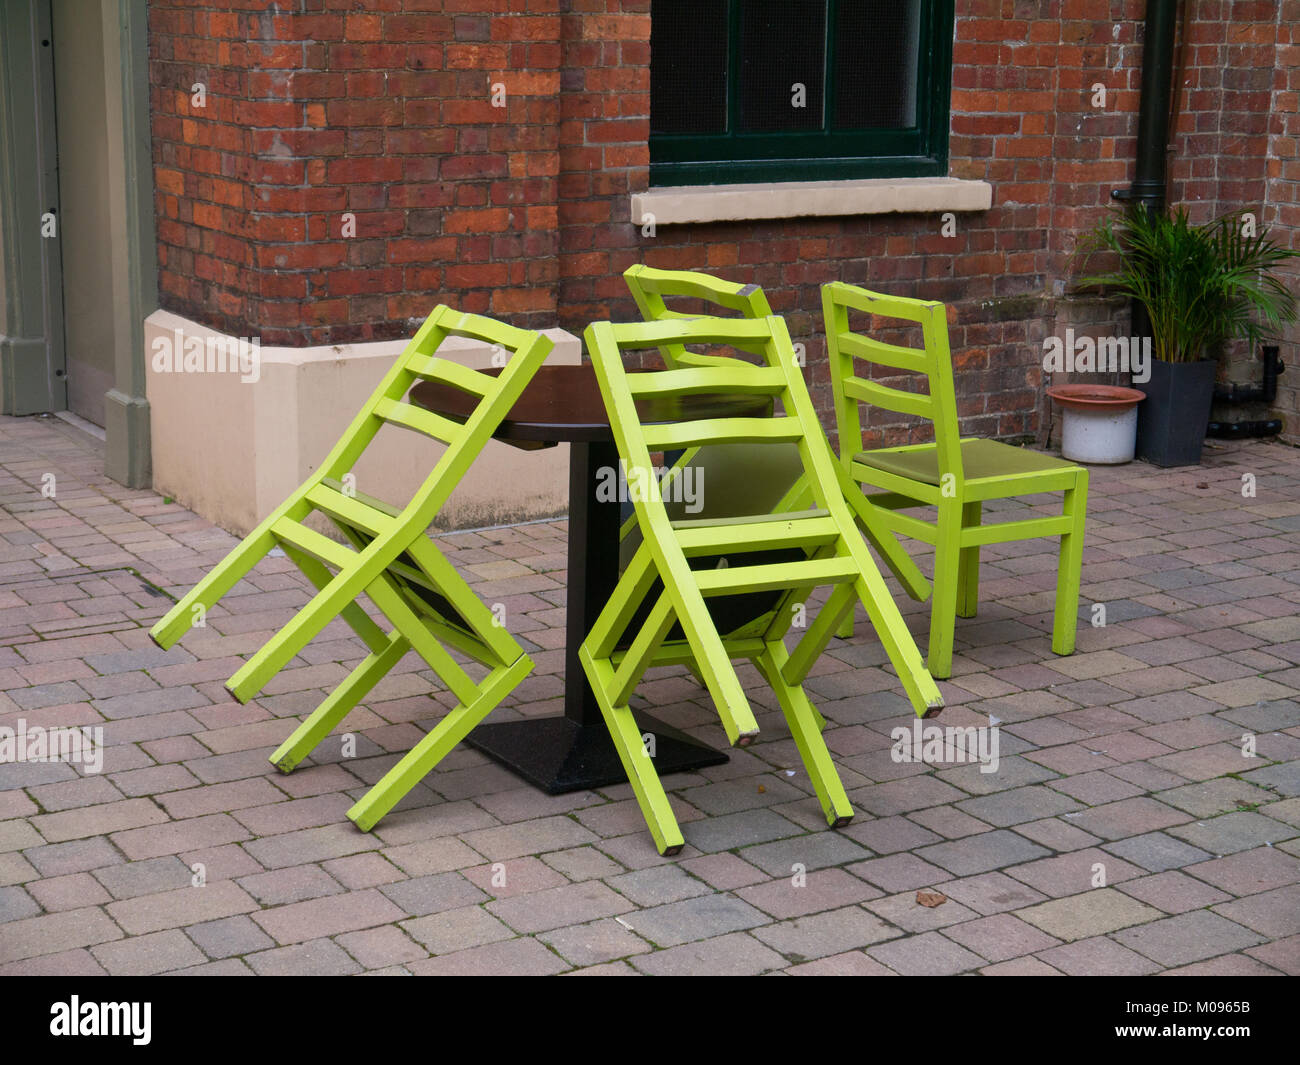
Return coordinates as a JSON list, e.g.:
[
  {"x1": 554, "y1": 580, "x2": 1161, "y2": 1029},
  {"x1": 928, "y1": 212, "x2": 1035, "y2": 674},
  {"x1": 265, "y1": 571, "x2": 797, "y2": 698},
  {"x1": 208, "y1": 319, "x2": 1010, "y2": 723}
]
[{"x1": 1074, "y1": 206, "x2": 1298, "y2": 466}]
